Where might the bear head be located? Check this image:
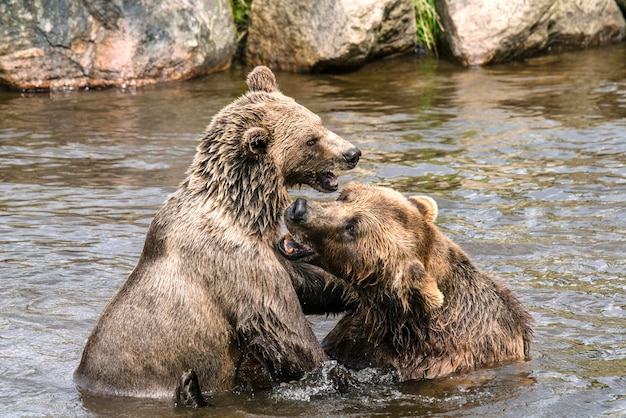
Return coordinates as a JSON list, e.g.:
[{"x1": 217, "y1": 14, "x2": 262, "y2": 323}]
[
  {"x1": 280, "y1": 183, "x2": 444, "y2": 312},
  {"x1": 188, "y1": 66, "x2": 362, "y2": 235},
  {"x1": 199, "y1": 66, "x2": 361, "y2": 194}
]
